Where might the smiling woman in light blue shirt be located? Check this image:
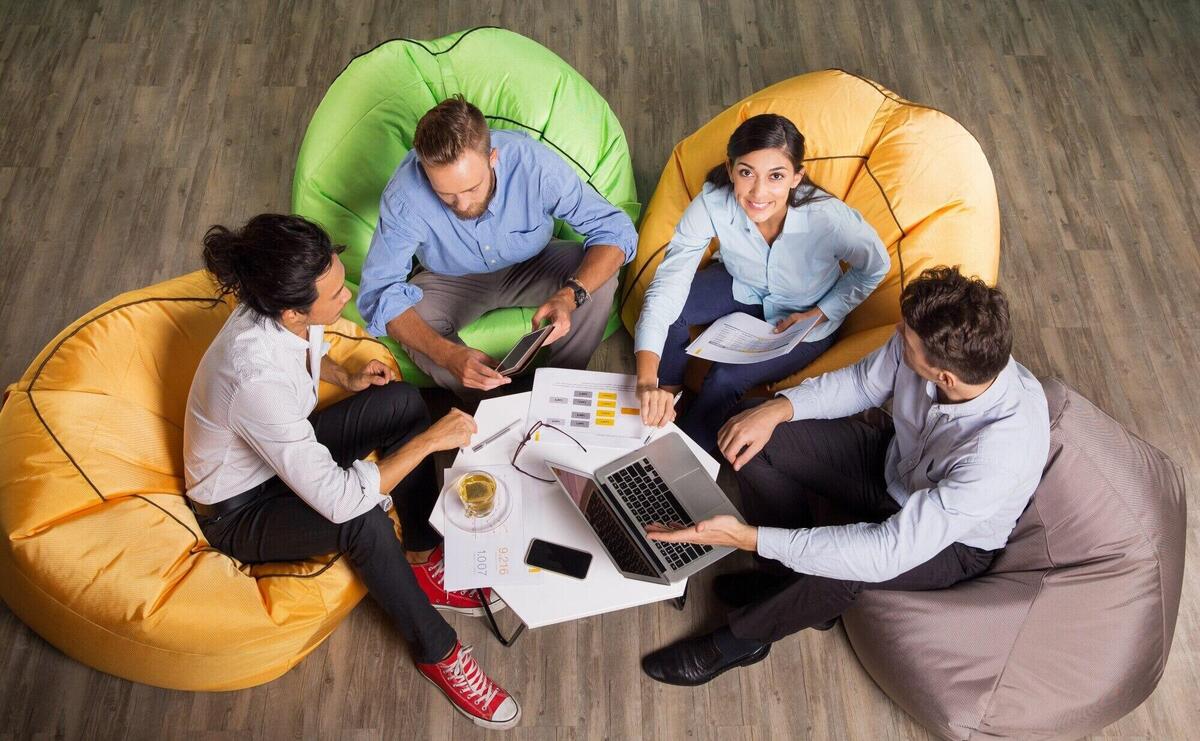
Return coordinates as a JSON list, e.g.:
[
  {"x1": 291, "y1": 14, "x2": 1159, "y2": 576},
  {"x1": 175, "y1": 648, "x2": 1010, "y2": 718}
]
[{"x1": 635, "y1": 114, "x2": 890, "y2": 450}]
